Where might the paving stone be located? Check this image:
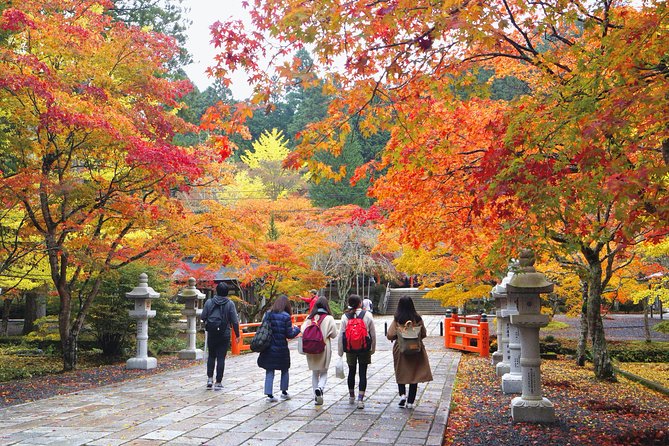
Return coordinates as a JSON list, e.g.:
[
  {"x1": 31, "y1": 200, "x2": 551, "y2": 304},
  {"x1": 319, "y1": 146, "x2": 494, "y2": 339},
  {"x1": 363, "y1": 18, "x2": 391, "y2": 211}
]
[{"x1": 0, "y1": 316, "x2": 459, "y2": 446}]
